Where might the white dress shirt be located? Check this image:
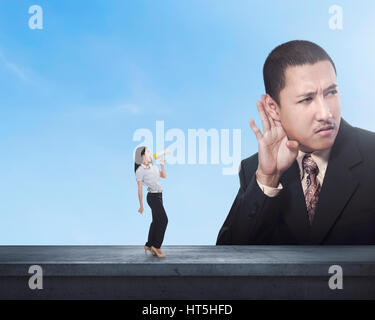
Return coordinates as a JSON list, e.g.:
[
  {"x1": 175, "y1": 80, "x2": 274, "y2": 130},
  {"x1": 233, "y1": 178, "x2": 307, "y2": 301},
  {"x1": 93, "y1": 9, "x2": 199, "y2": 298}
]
[{"x1": 256, "y1": 148, "x2": 332, "y2": 197}]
